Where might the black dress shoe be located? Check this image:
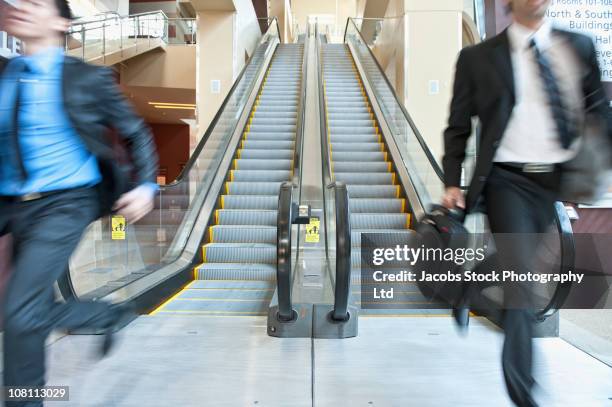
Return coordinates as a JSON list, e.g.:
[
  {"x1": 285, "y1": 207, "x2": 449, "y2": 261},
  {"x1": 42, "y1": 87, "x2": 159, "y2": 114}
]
[
  {"x1": 100, "y1": 302, "x2": 136, "y2": 357},
  {"x1": 452, "y1": 307, "x2": 470, "y2": 335}
]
